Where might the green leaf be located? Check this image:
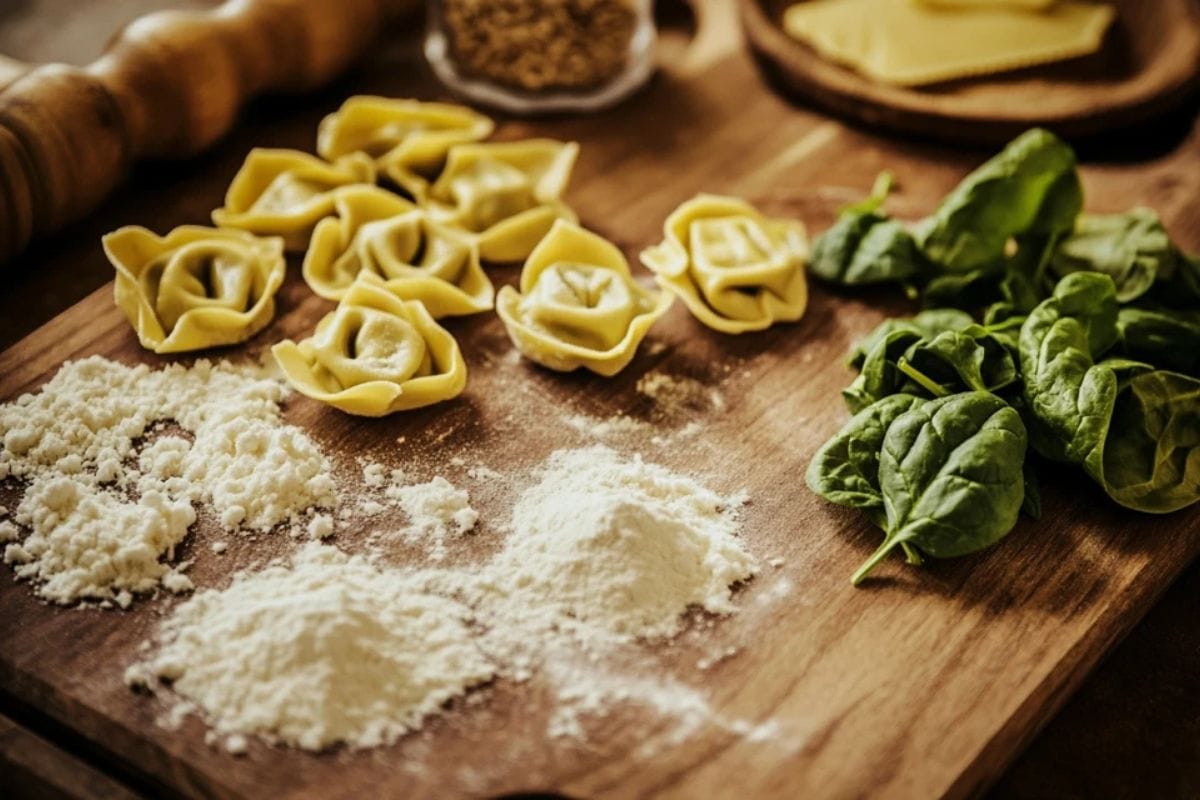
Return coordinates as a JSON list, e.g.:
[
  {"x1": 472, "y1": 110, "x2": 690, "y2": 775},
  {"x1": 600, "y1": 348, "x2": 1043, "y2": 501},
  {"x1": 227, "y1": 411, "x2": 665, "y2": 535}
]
[
  {"x1": 1115, "y1": 306, "x2": 1200, "y2": 375},
  {"x1": 852, "y1": 392, "x2": 1027, "y2": 584},
  {"x1": 844, "y1": 329, "x2": 925, "y2": 412},
  {"x1": 915, "y1": 128, "x2": 1082, "y2": 272},
  {"x1": 847, "y1": 309, "x2": 975, "y2": 369},
  {"x1": 1049, "y1": 209, "x2": 1174, "y2": 303},
  {"x1": 806, "y1": 394, "x2": 925, "y2": 521},
  {"x1": 1020, "y1": 273, "x2": 1200, "y2": 513},
  {"x1": 1099, "y1": 370, "x2": 1200, "y2": 513},
  {"x1": 900, "y1": 327, "x2": 1019, "y2": 397},
  {"x1": 809, "y1": 173, "x2": 927, "y2": 287},
  {"x1": 1018, "y1": 272, "x2": 1120, "y2": 464}
]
